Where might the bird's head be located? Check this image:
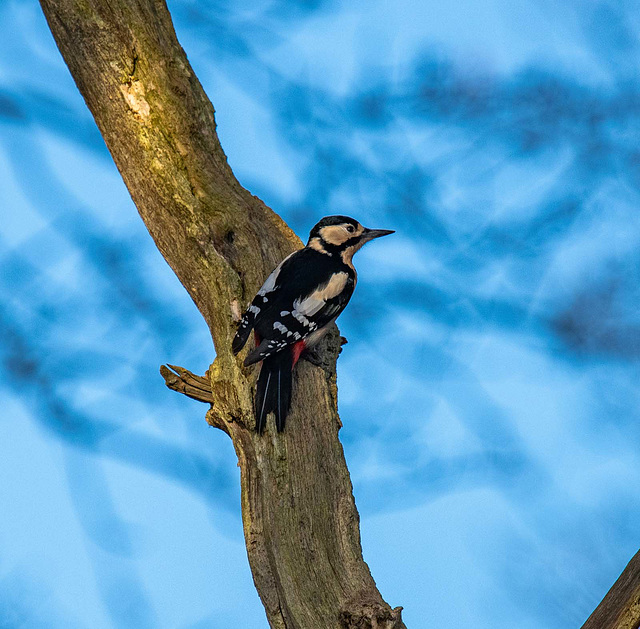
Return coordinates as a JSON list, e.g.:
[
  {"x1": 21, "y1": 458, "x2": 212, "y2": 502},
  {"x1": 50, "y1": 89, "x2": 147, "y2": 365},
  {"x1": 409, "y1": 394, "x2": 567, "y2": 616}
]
[{"x1": 307, "y1": 215, "x2": 394, "y2": 265}]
